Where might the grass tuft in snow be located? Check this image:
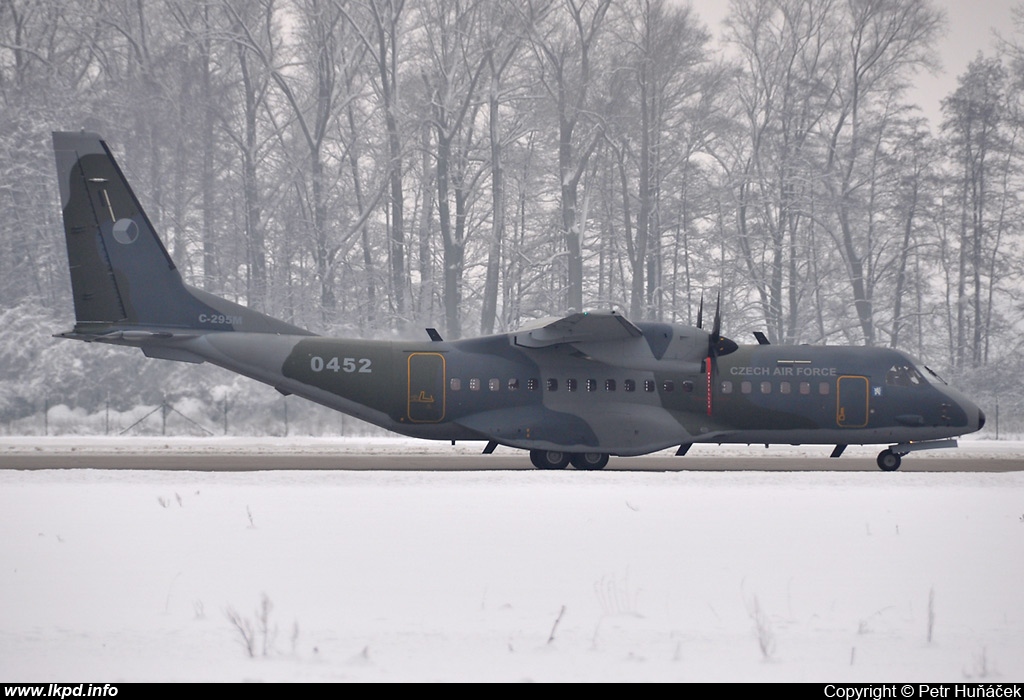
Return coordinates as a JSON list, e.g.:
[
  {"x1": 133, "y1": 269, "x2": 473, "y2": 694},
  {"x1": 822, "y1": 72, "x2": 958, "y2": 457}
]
[
  {"x1": 594, "y1": 572, "x2": 641, "y2": 618},
  {"x1": 748, "y1": 595, "x2": 776, "y2": 660},
  {"x1": 226, "y1": 593, "x2": 278, "y2": 658},
  {"x1": 927, "y1": 587, "x2": 936, "y2": 644},
  {"x1": 964, "y1": 647, "x2": 996, "y2": 679},
  {"x1": 547, "y1": 605, "x2": 566, "y2": 645}
]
